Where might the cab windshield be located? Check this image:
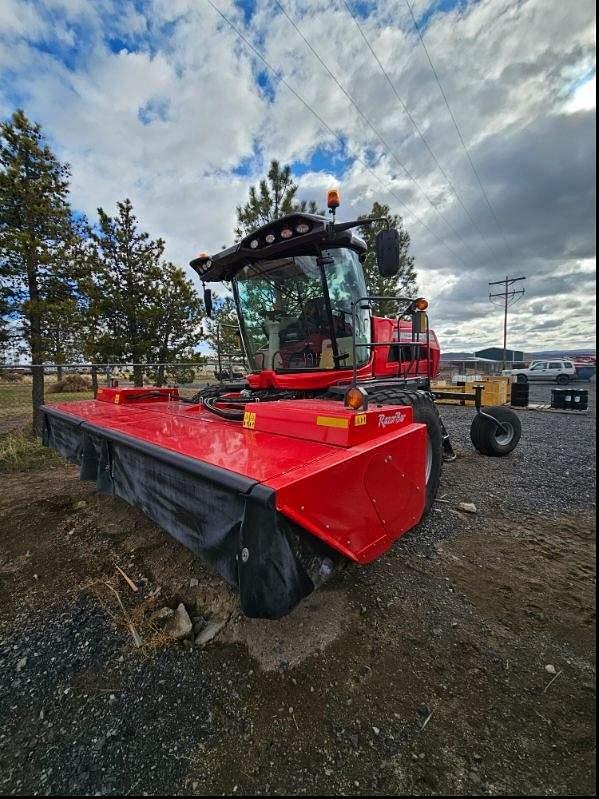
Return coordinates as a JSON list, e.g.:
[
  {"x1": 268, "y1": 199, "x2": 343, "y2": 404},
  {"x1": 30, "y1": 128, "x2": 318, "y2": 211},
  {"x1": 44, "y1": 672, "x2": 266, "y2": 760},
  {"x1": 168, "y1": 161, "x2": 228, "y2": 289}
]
[{"x1": 233, "y1": 247, "x2": 371, "y2": 372}]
